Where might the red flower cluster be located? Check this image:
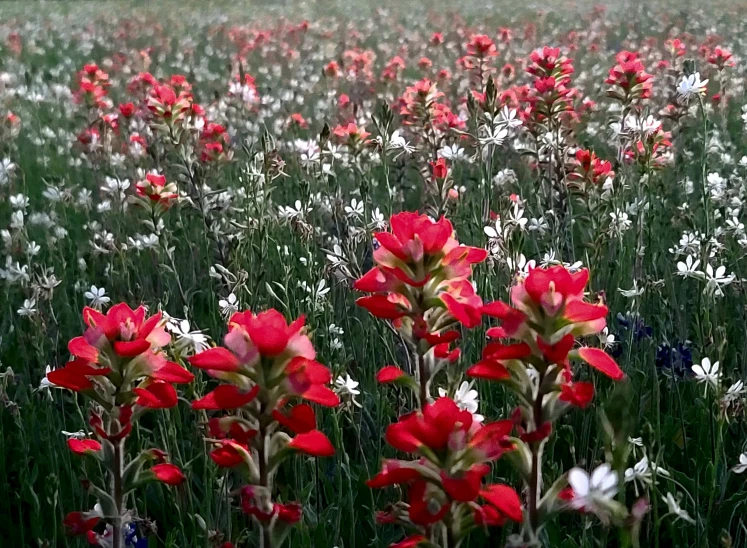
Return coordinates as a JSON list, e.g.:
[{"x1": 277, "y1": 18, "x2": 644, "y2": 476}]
[
  {"x1": 188, "y1": 308, "x2": 338, "y2": 542},
  {"x1": 605, "y1": 51, "x2": 654, "y2": 103},
  {"x1": 73, "y1": 63, "x2": 111, "y2": 109},
  {"x1": 473, "y1": 264, "x2": 622, "y2": 402},
  {"x1": 526, "y1": 46, "x2": 574, "y2": 83},
  {"x1": 707, "y1": 46, "x2": 734, "y2": 69},
  {"x1": 355, "y1": 211, "x2": 487, "y2": 331},
  {"x1": 368, "y1": 397, "x2": 522, "y2": 540},
  {"x1": 53, "y1": 304, "x2": 190, "y2": 544},
  {"x1": 568, "y1": 149, "x2": 614, "y2": 186},
  {"x1": 135, "y1": 173, "x2": 179, "y2": 208},
  {"x1": 50, "y1": 304, "x2": 193, "y2": 403}
]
